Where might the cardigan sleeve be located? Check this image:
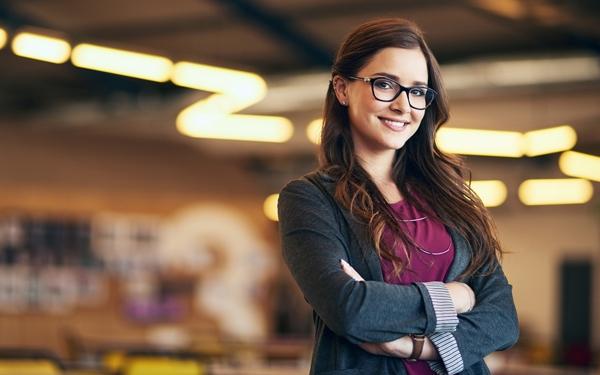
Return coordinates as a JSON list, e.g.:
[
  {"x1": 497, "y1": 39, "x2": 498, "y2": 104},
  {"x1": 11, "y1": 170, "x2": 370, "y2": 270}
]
[
  {"x1": 278, "y1": 178, "x2": 455, "y2": 345},
  {"x1": 427, "y1": 262, "x2": 519, "y2": 374}
]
